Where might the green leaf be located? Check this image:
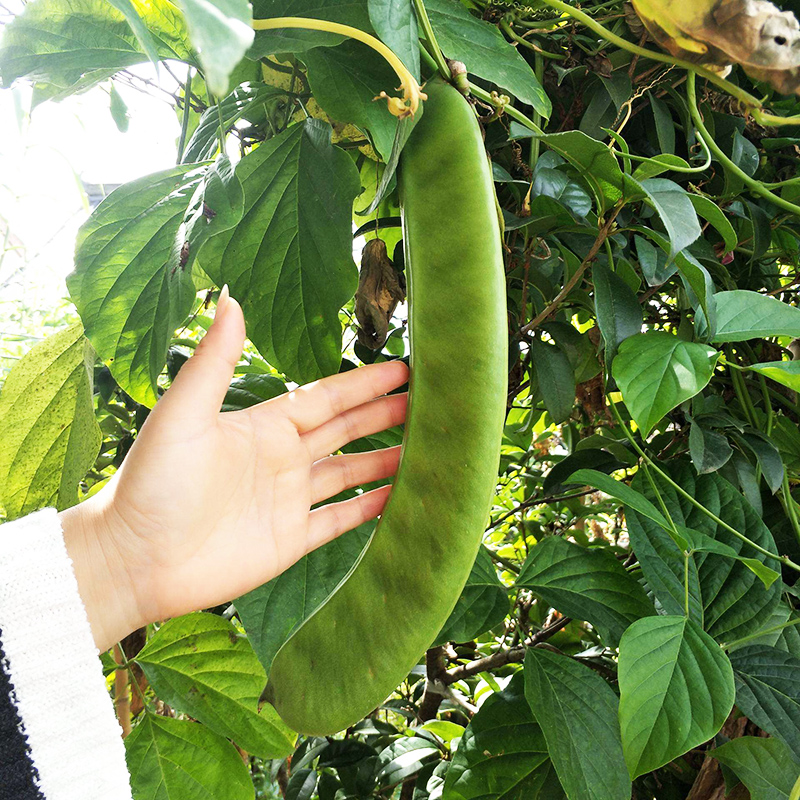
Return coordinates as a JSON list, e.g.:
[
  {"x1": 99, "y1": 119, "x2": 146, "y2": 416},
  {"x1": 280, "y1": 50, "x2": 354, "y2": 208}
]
[
  {"x1": 634, "y1": 233, "x2": 674, "y2": 286},
  {"x1": 630, "y1": 464, "x2": 781, "y2": 641},
  {"x1": 125, "y1": 714, "x2": 254, "y2": 799},
  {"x1": 626, "y1": 511, "x2": 703, "y2": 619},
  {"x1": 434, "y1": 546, "x2": 509, "y2": 646},
  {"x1": 592, "y1": 262, "x2": 642, "y2": 368},
  {"x1": 377, "y1": 738, "x2": 440, "y2": 786},
  {"x1": 617, "y1": 615, "x2": 735, "y2": 778},
  {"x1": 531, "y1": 338, "x2": 575, "y2": 424},
  {"x1": 302, "y1": 39, "x2": 400, "y2": 160},
  {"x1": 68, "y1": 165, "x2": 204, "y2": 406},
  {"x1": 749, "y1": 360, "x2": 800, "y2": 392},
  {"x1": 237, "y1": 523, "x2": 372, "y2": 674},
  {"x1": 631, "y1": 153, "x2": 690, "y2": 182},
  {"x1": 711, "y1": 737, "x2": 800, "y2": 800},
  {"x1": 357, "y1": 111, "x2": 421, "y2": 216},
  {"x1": 368, "y1": 0, "x2": 420, "y2": 79},
  {"x1": 517, "y1": 537, "x2": 654, "y2": 646},
  {"x1": 729, "y1": 645, "x2": 800, "y2": 753},
  {"x1": 425, "y1": 0, "x2": 551, "y2": 119},
  {"x1": 222, "y1": 373, "x2": 287, "y2": 412},
  {"x1": 0, "y1": 325, "x2": 101, "y2": 518},
  {"x1": 734, "y1": 431, "x2": 785, "y2": 494},
  {"x1": 612, "y1": 332, "x2": 719, "y2": 436},
  {"x1": 107, "y1": 0, "x2": 161, "y2": 65},
  {"x1": 0, "y1": 0, "x2": 194, "y2": 90},
  {"x1": 689, "y1": 194, "x2": 738, "y2": 254},
  {"x1": 442, "y1": 673, "x2": 556, "y2": 800},
  {"x1": 649, "y1": 92, "x2": 675, "y2": 154},
  {"x1": 689, "y1": 421, "x2": 733, "y2": 474},
  {"x1": 183, "y1": 82, "x2": 286, "y2": 164},
  {"x1": 200, "y1": 119, "x2": 360, "y2": 383},
  {"x1": 109, "y1": 82, "x2": 130, "y2": 132},
  {"x1": 179, "y1": 155, "x2": 244, "y2": 279},
  {"x1": 136, "y1": 612, "x2": 295, "y2": 758},
  {"x1": 285, "y1": 769, "x2": 317, "y2": 800},
  {"x1": 531, "y1": 169, "x2": 592, "y2": 218},
  {"x1": 532, "y1": 130, "x2": 644, "y2": 213},
  {"x1": 711, "y1": 290, "x2": 800, "y2": 342},
  {"x1": 177, "y1": 0, "x2": 253, "y2": 97},
  {"x1": 638, "y1": 179, "x2": 702, "y2": 265},
  {"x1": 524, "y1": 648, "x2": 631, "y2": 800},
  {"x1": 568, "y1": 468, "x2": 670, "y2": 526}
]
